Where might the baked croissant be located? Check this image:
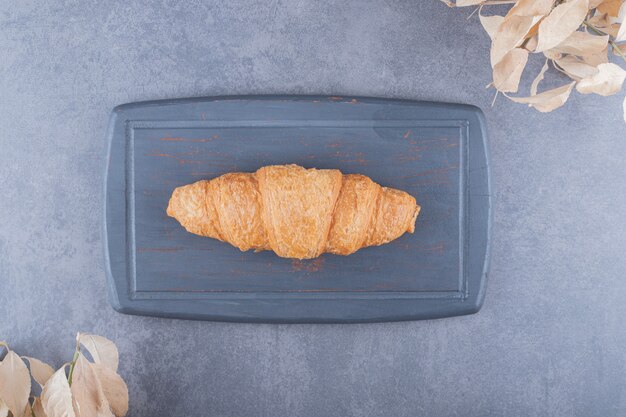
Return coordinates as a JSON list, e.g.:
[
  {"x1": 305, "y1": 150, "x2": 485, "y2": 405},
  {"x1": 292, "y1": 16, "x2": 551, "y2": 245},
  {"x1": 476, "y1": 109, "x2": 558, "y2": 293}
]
[{"x1": 167, "y1": 164, "x2": 420, "y2": 259}]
